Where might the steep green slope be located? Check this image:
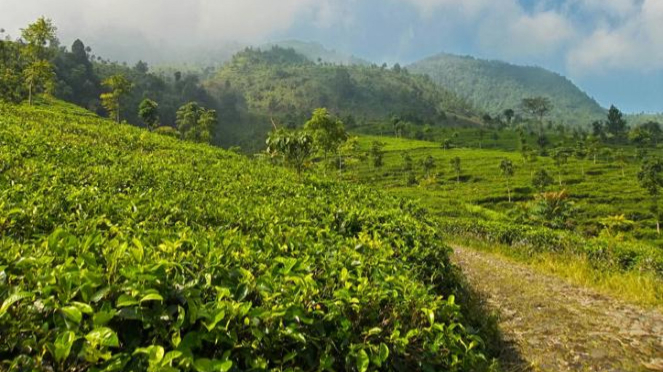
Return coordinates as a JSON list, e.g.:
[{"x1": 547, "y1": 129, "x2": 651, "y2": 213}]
[
  {"x1": 409, "y1": 54, "x2": 606, "y2": 125},
  {"x1": 0, "y1": 102, "x2": 487, "y2": 371}
]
